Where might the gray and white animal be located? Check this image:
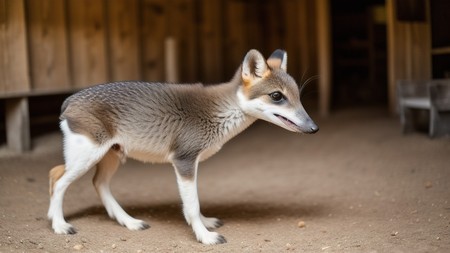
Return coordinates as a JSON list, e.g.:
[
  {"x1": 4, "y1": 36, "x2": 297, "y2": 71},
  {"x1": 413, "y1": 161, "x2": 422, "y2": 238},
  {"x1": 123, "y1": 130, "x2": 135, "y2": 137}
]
[{"x1": 48, "y1": 49, "x2": 318, "y2": 244}]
